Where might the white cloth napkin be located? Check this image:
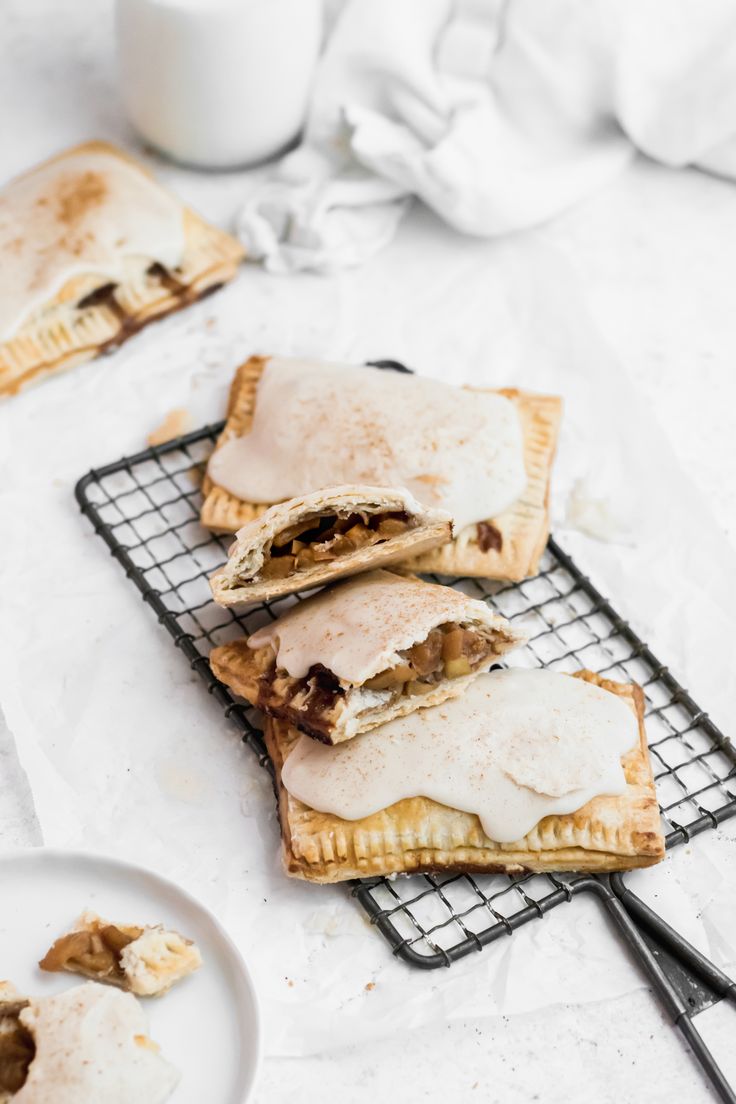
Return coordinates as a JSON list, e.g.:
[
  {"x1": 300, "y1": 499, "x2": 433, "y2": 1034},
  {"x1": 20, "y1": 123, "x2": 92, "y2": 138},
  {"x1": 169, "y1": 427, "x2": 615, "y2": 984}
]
[{"x1": 238, "y1": 0, "x2": 736, "y2": 272}]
